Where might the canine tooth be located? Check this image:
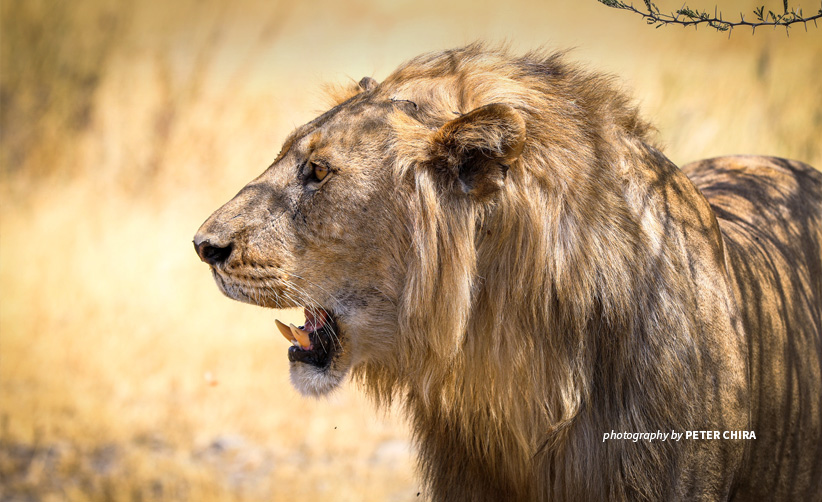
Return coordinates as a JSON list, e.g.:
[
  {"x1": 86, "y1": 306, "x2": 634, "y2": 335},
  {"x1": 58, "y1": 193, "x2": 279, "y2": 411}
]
[
  {"x1": 289, "y1": 323, "x2": 311, "y2": 348},
  {"x1": 275, "y1": 319, "x2": 296, "y2": 343}
]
